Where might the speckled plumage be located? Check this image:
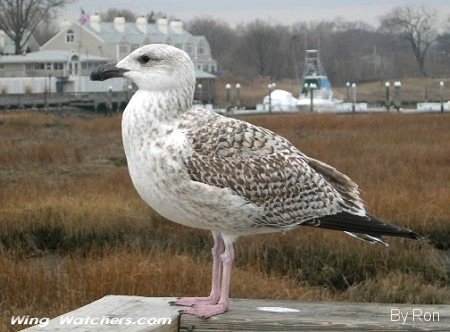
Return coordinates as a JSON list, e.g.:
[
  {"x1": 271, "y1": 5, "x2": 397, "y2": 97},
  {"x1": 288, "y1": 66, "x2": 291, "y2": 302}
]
[
  {"x1": 91, "y1": 44, "x2": 420, "y2": 318},
  {"x1": 181, "y1": 109, "x2": 365, "y2": 232}
]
